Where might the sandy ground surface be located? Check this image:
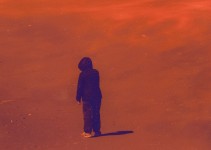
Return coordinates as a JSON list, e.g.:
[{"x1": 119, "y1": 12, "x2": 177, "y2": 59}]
[{"x1": 0, "y1": 0, "x2": 211, "y2": 150}]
